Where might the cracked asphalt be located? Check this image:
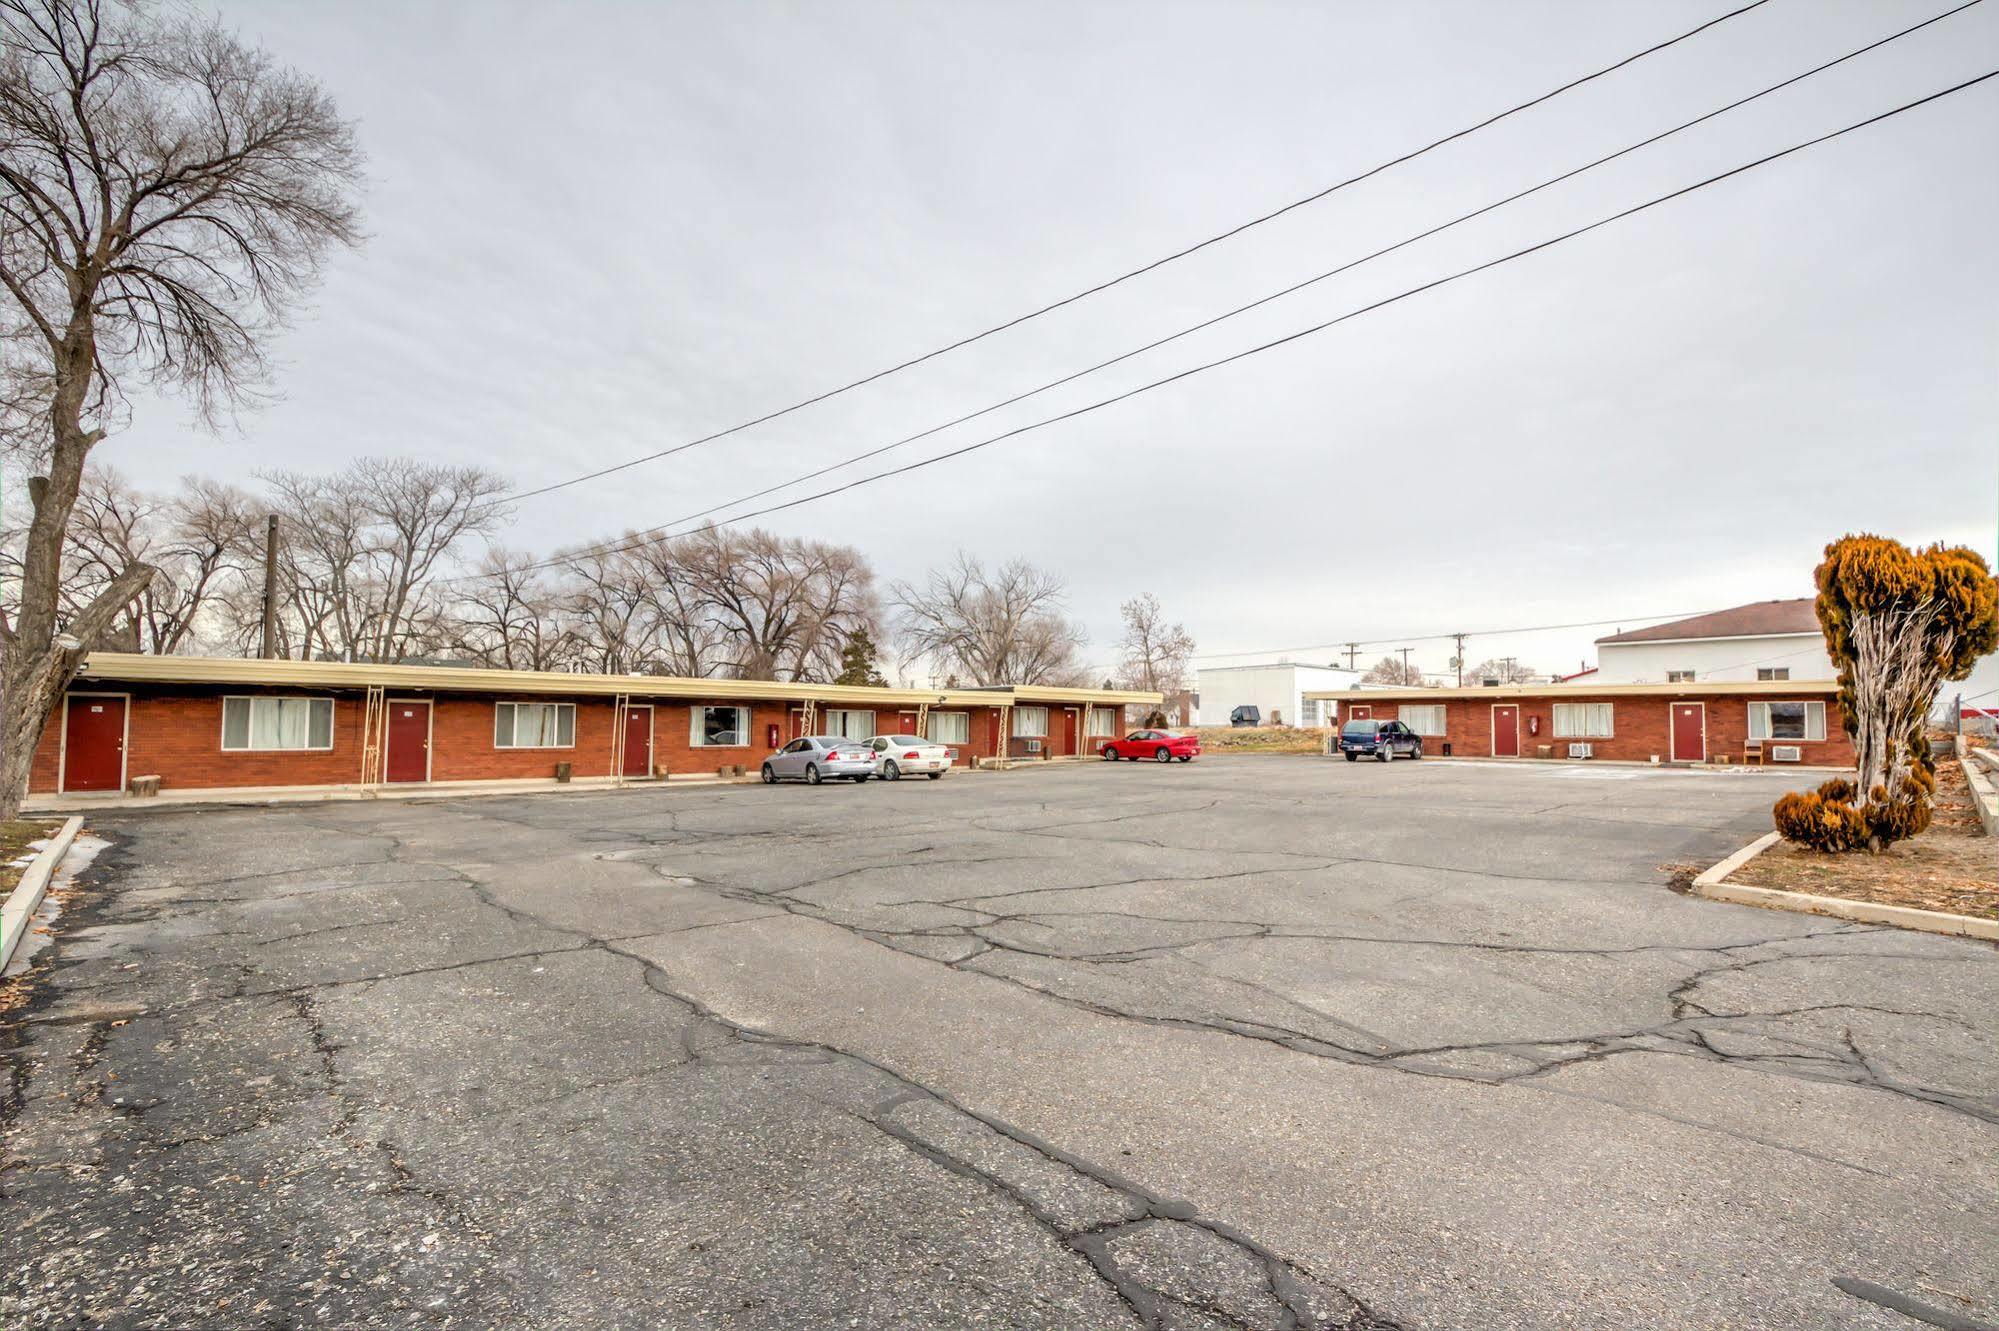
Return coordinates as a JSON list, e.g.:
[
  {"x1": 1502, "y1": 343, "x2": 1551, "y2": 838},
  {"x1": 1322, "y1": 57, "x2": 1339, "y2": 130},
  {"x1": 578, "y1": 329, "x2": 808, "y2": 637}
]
[{"x1": 4, "y1": 756, "x2": 1996, "y2": 1330}]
